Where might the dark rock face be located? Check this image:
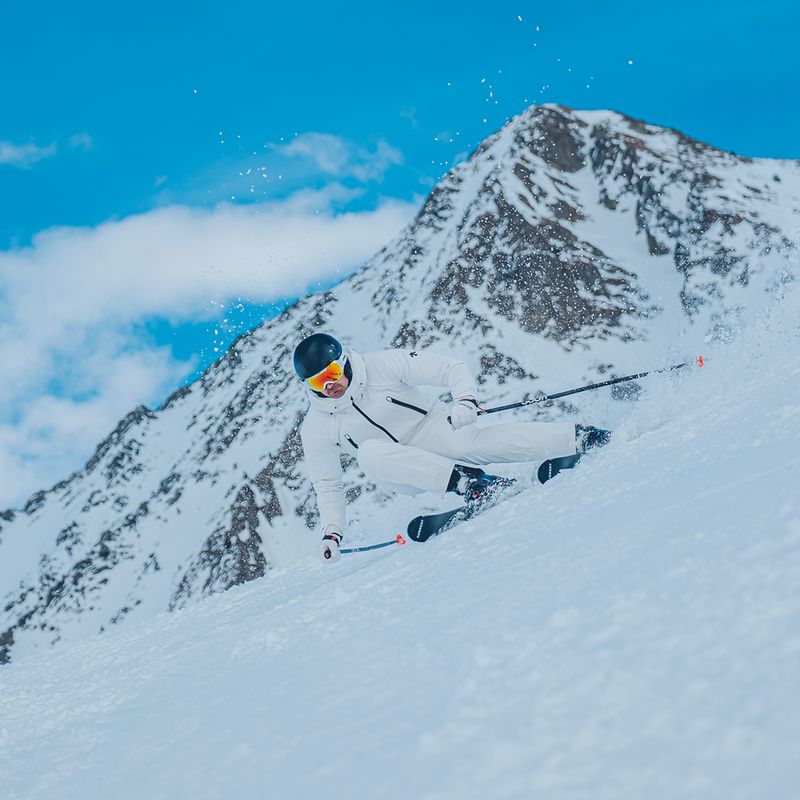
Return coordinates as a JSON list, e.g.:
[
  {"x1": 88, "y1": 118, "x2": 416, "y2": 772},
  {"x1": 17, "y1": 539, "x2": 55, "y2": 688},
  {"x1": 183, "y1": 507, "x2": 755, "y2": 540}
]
[
  {"x1": 1, "y1": 104, "x2": 797, "y2": 664},
  {"x1": 169, "y1": 484, "x2": 269, "y2": 611},
  {"x1": 0, "y1": 628, "x2": 13, "y2": 664},
  {"x1": 584, "y1": 116, "x2": 796, "y2": 325},
  {"x1": 516, "y1": 106, "x2": 588, "y2": 173},
  {"x1": 433, "y1": 194, "x2": 651, "y2": 346}
]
